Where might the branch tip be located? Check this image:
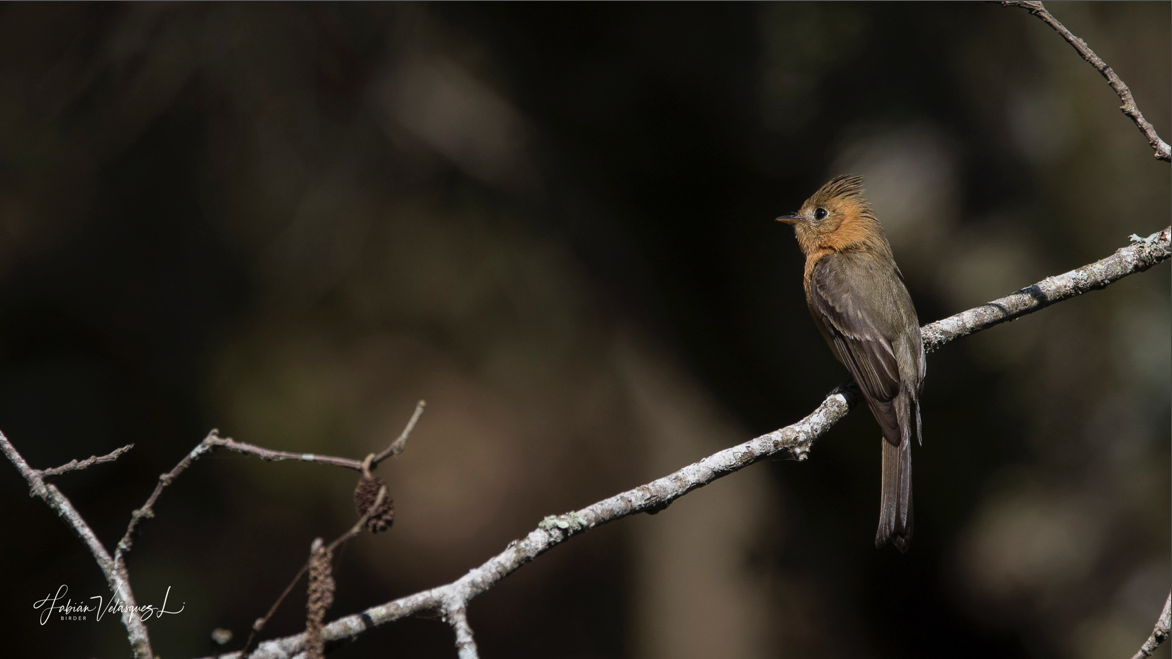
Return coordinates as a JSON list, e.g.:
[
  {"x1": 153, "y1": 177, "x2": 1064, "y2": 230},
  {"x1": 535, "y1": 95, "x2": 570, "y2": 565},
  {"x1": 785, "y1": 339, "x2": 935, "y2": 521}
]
[
  {"x1": 375, "y1": 400, "x2": 428, "y2": 464},
  {"x1": 40, "y1": 443, "x2": 135, "y2": 478},
  {"x1": 1131, "y1": 593, "x2": 1172, "y2": 659},
  {"x1": 1001, "y1": 0, "x2": 1171, "y2": 161}
]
